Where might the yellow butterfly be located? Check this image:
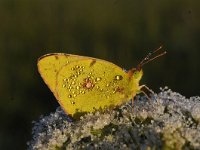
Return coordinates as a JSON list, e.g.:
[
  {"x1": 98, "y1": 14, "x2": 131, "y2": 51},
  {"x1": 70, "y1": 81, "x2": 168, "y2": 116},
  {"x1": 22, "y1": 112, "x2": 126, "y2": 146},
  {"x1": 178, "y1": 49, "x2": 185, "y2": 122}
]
[{"x1": 37, "y1": 46, "x2": 166, "y2": 118}]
